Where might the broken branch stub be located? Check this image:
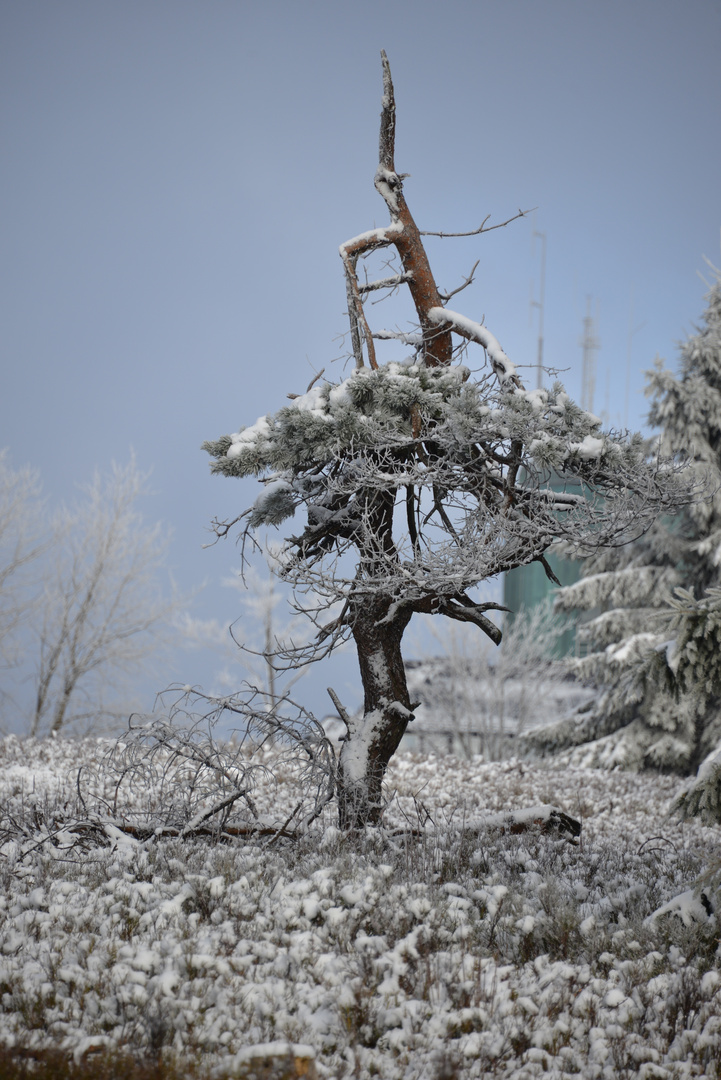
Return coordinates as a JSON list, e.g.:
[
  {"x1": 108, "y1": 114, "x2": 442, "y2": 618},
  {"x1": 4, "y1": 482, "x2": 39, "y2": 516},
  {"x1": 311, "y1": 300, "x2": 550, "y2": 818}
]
[{"x1": 339, "y1": 51, "x2": 452, "y2": 369}]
